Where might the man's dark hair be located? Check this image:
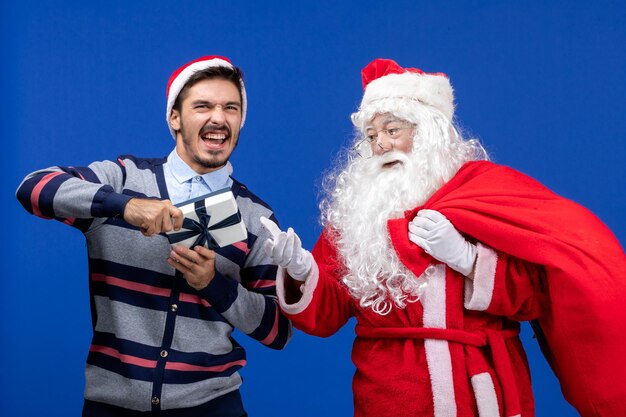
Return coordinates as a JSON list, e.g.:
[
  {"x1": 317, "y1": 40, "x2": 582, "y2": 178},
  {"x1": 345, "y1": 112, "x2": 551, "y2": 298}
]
[{"x1": 172, "y1": 66, "x2": 244, "y2": 111}]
